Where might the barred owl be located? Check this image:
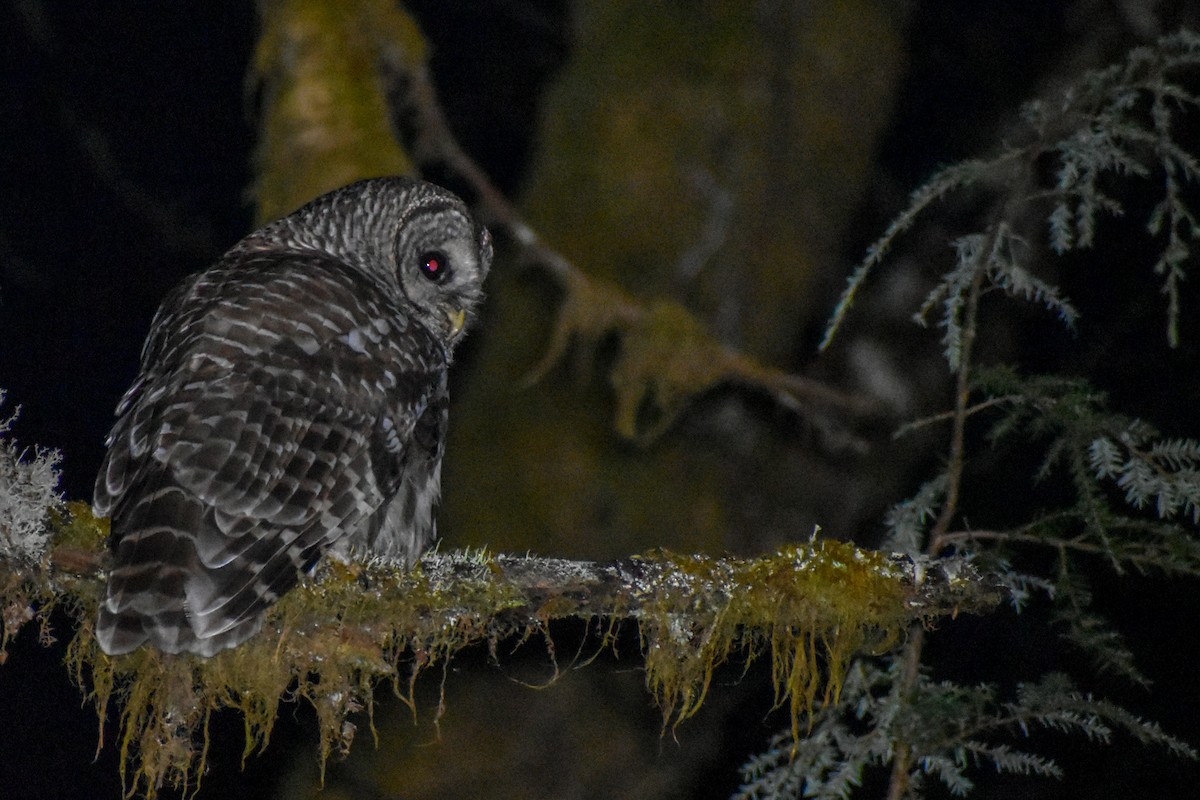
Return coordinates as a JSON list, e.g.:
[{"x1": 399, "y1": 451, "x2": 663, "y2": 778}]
[{"x1": 94, "y1": 177, "x2": 492, "y2": 657}]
